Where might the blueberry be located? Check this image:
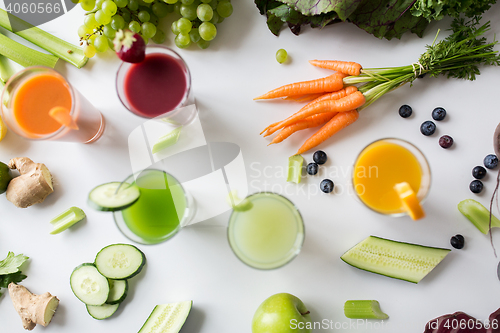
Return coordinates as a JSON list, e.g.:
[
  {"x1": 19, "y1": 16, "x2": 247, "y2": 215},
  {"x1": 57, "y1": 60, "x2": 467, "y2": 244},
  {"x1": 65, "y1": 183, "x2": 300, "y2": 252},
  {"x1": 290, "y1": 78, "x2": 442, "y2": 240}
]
[
  {"x1": 420, "y1": 121, "x2": 436, "y2": 136},
  {"x1": 450, "y1": 234, "x2": 465, "y2": 249},
  {"x1": 472, "y1": 166, "x2": 486, "y2": 179},
  {"x1": 313, "y1": 150, "x2": 327, "y2": 165},
  {"x1": 320, "y1": 179, "x2": 334, "y2": 193},
  {"x1": 469, "y1": 180, "x2": 483, "y2": 193},
  {"x1": 438, "y1": 135, "x2": 453, "y2": 149},
  {"x1": 432, "y1": 107, "x2": 446, "y2": 121},
  {"x1": 399, "y1": 105, "x2": 412, "y2": 118},
  {"x1": 306, "y1": 163, "x2": 318, "y2": 175},
  {"x1": 484, "y1": 154, "x2": 498, "y2": 169}
]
